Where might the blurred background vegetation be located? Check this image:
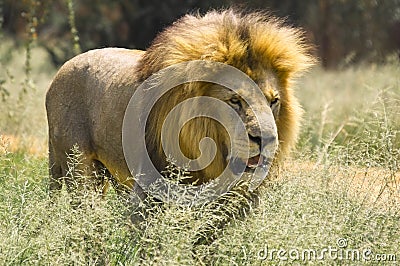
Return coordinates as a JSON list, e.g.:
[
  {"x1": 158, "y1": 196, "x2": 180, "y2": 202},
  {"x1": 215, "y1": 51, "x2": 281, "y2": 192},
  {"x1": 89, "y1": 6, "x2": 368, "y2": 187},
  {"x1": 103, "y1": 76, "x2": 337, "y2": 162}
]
[{"x1": 2, "y1": 0, "x2": 400, "y2": 69}]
